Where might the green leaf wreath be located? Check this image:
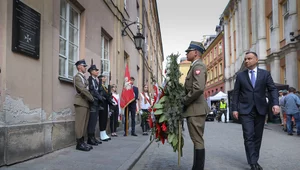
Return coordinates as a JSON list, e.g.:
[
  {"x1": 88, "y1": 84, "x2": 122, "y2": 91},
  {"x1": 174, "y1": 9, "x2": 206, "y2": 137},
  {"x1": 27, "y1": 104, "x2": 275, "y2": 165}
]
[{"x1": 150, "y1": 53, "x2": 185, "y2": 157}]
